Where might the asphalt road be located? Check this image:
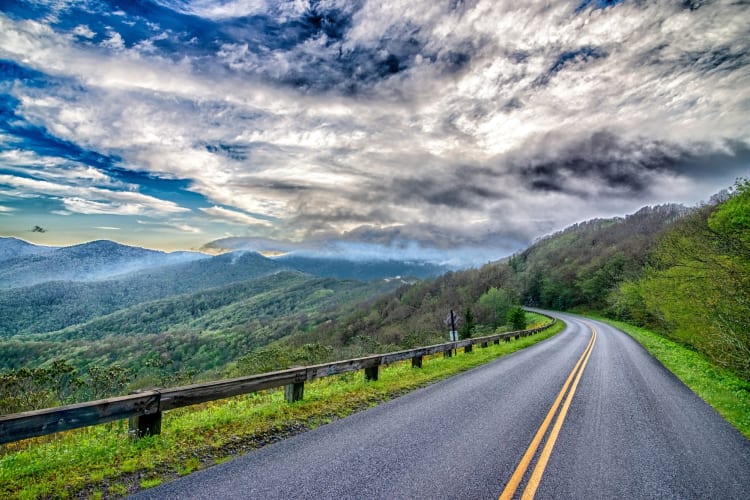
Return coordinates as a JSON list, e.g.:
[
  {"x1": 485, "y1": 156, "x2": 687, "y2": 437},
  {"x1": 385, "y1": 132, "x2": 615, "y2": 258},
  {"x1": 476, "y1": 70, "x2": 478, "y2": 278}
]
[{"x1": 131, "y1": 312, "x2": 750, "y2": 499}]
